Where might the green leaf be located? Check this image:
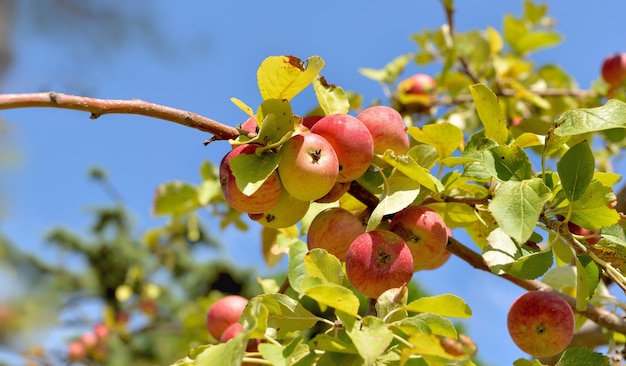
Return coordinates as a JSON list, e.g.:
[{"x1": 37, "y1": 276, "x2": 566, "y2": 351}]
[
  {"x1": 513, "y1": 359, "x2": 544, "y2": 366},
  {"x1": 245, "y1": 294, "x2": 319, "y2": 339},
  {"x1": 483, "y1": 228, "x2": 519, "y2": 274},
  {"x1": 469, "y1": 83, "x2": 508, "y2": 144},
  {"x1": 345, "y1": 316, "x2": 394, "y2": 364},
  {"x1": 380, "y1": 150, "x2": 444, "y2": 194},
  {"x1": 312, "y1": 77, "x2": 350, "y2": 115},
  {"x1": 569, "y1": 181, "x2": 620, "y2": 230},
  {"x1": 515, "y1": 31, "x2": 562, "y2": 54},
  {"x1": 555, "y1": 347, "x2": 610, "y2": 366},
  {"x1": 366, "y1": 173, "x2": 421, "y2": 231},
  {"x1": 407, "y1": 123, "x2": 464, "y2": 160},
  {"x1": 554, "y1": 99, "x2": 626, "y2": 136},
  {"x1": 302, "y1": 284, "x2": 361, "y2": 317},
  {"x1": 501, "y1": 249, "x2": 553, "y2": 280},
  {"x1": 412, "y1": 312, "x2": 457, "y2": 338},
  {"x1": 287, "y1": 239, "x2": 309, "y2": 293},
  {"x1": 179, "y1": 340, "x2": 245, "y2": 366},
  {"x1": 489, "y1": 178, "x2": 551, "y2": 244},
  {"x1": 575, "y1": 255, "x2": 600, "y2": 311},
  {"x1": 304, "y1": 249, "x2": 344, "y2": 285},
  {"x1": 253, "y1": 98, "x2": 296, "y2": 147},
  {"x1": 557, "y1": 140, "x2": 594, "y2": 202},
  {"x1": 358, "y1": 53, "x2": 412, "y2": 84},
  {"x1": 153, "y1": 181, "x2": 199, "y2": 216},
  {"x1": 258, "y1": 336, "x2": 312, "y2": 366},
  {"x1": 404, "y1": 294, "x2": 472, "y2": 318},
  {"x1": 461, "y1": 131, "x2": 499, "y2": 181},
  {"x1": 375, "y1": 287, "x2": 408, "y2": 323},
  {"x1": 503, "y1": 14, "x2": 527, "y2": 53},
  {"x1": 257, "y1": 55, "x2": 325, "y2": 101},
  {"x1": 489, "y1": 144, "x2": 533, "y2": 181},
  {"x1": 229, "y1": 150, "x2": 280, "y2": 196}
]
